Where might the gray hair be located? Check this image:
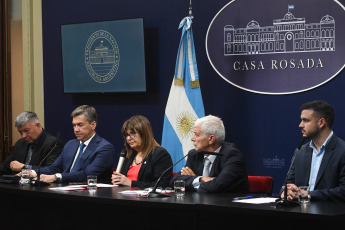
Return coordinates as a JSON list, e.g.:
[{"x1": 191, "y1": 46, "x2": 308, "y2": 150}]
[
  {"x1": 71, "y1": 105, "x2": 97, "y2": 123},
  {"x1": 194, "y1": 115, "x2": 225, "y2": 144},
  {"x1": 15, "y1": 112, "x2": 40, "y2": 128}
]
